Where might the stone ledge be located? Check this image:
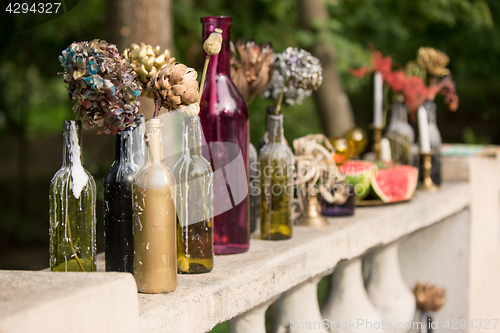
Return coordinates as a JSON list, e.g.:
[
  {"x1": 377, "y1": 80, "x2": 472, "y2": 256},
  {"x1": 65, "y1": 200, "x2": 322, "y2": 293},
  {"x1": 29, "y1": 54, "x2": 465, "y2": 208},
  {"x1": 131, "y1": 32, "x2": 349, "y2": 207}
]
[
  {"x1": 0, "y1": 270, "x2": 138, "y2": 333},
  {"x1": 138, "y1": 182, "x2": 470, "y2": 333}
]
